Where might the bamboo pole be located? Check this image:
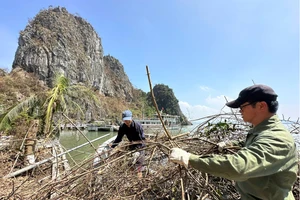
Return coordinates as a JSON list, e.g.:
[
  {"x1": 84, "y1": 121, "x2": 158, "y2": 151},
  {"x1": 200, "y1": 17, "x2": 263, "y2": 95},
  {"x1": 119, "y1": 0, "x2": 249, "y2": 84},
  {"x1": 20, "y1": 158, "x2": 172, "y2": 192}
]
[
  {"x1": 146, "y1": 66, "x2": 172, "y2": 140},
  {"x1": 3, "y1": 133, "x2": 110, "y2": 178},
  {"x1": 9, "y1": 123, "x2": 33, "y2": 173},
  {"x1": 58, "y1": 143, "x2": 71, "y2": 171}
]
